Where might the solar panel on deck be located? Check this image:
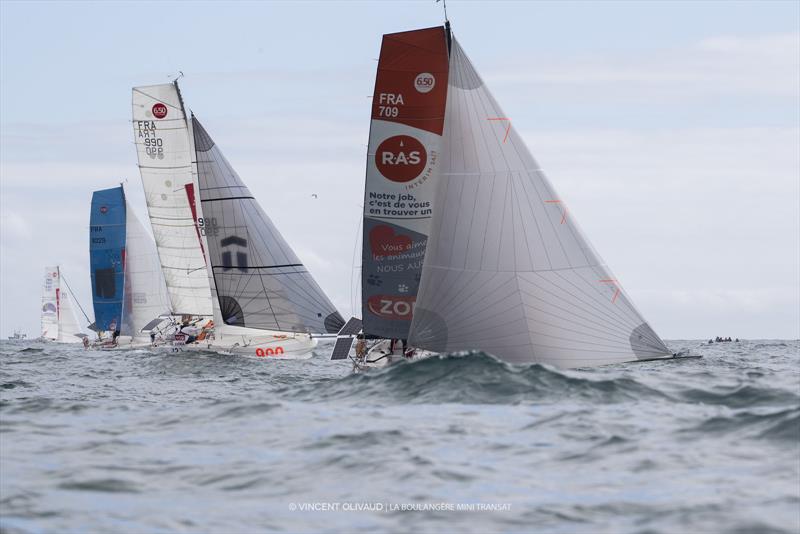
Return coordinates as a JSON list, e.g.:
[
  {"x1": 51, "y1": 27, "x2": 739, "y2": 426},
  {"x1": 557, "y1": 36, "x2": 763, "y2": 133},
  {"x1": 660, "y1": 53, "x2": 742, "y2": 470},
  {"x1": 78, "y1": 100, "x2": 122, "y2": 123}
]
[
  {"x1": 330, "y1": 337, "x2": 354, "y2": 360},
  {"x1": 338, "y1": 317, "x2": 363, "y2": 336}
]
